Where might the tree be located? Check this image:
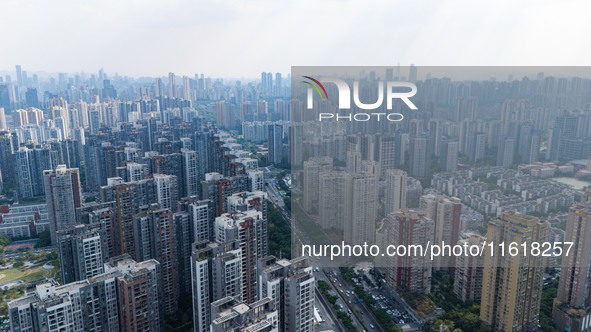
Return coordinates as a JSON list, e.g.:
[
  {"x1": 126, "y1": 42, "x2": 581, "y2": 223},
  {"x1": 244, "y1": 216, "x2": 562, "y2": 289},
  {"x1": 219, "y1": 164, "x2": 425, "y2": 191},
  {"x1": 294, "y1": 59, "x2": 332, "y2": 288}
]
[
  {"x1": 0, "y1": 234, "x2": 10, "y2": 246},
  {"x1": 35, "y1": 231, "x2": 51, "y2": 248},
  {"x1": 431, "y1": 319, "x2": 458, "y2": 332}
]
